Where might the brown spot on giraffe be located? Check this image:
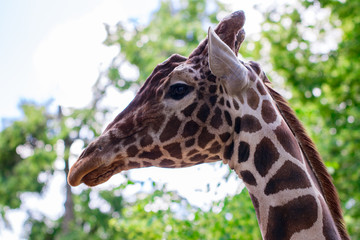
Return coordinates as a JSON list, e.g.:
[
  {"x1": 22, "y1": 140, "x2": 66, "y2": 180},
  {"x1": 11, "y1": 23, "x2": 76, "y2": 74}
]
[
  {"x1": 238, "y1": 141, "x2": 250, "y2": 163},
  {"x1": 224, "y1": 141, "x2": 234, "y2": 160},
  {"x1": 140, "y1": 133, "x2": 153, "y2": 147},
  {"x1": 249, "y1": 193, "x2": 260, "y2": 223},
  {"x1": 240, "y1": 115, "x2": 261, "y2": 133},
  {"x1": 138, "y1": 146, "x2": 163, "y2": 160},
  {"x1": 182, "y1": 120, "x2": 200, "y2": 138},
  {"x1": 210, "y1": 107, "x2": 223, "y2": 129},
  {"x1": 247, "y1": 88, "x2": 260, "y2": 110},
  {"x1": 264, "y1": 161, "x2": 311, "y2": 195},
  {"x1": 160, "y1": 115, "x2": 182, "y2": 142},
  {"x1": 256, "y1": 81, "x2": 267, "y2": 95},
  {"x1": 197, "y1": 103, "x2": 210, "y2": 123},
  {"x1": 220, "y1": 132, "x2": 231, "y2": 143},
  {"x1": 261, "y1": 100, "x2": 277, "y2": 124},
  {"x1": 198, "y1": 128, "x2": 215, "y2": 148},
  {"x1": 240, "y1": 170, "x2": 257, "y2": 186},
  {"x1": 254, "y1": 137, "x2": 279, "y2": 177},
  {"x1": 266, "y1": 195, "x2": 318, "y2": 240},
  {"x1": 208, "y1": 141, "x2": 222, "y2": 154},
  {"x1": 159, "y1": 159, "x2": 175, "y2": 168},
  {"x1": 126, "y1": 145, "x2": 139, "y2": 157},
  {"x1": 320, "y1": 196, "x2": 341, "y2": 240},
  {"x1": 224, "y1": 110, "x2": 232, "y2": 126},
  {"x1": 185, "y1": 138, "x2": 195, "y2": 147},
  {"x1": 182, "y1": 102, "x2": 198, "y2": 117},
  {"x1": 163, "y1": 142, "x2": 182, "y2": 159},
  {"x1": 209, "y1": 95, "x2": 218, "y2": 106},
  {"x1": 274, "y1": 121, "x2": 302, "y2": 162}
]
